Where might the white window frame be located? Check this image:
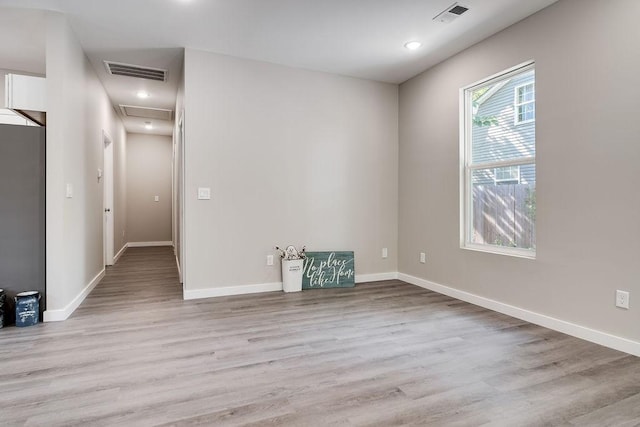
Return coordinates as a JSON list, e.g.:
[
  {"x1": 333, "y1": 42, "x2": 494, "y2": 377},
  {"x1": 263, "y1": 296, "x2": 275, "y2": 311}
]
[
  {"x1": 514, "y1": 82, "x2": 535, "y2": 125},
  {"x1": 459, "y1": 61, "x2": 536, "y2": 259},
  {"x1": 494, "y1": 165, "x2": 520, "y2": 184}
]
